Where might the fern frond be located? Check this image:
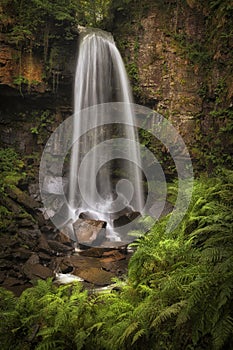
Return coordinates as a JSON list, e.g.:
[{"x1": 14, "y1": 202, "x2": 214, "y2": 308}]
[
  {"x1": 212, "y1": 315, "x2": 233, "y2": 350},
  {"x1": 150, "y1": 301, "x2": 185, "y2": 328},
  {"x1": 131, "y1": 328, "x2": 146, "y2": 345},
  {"x1": 36, "y1": 339, "x2": 64, "y2": 350},
  {"x1": 118, "y1": 321, "x2": 140, "y2": 346}
]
